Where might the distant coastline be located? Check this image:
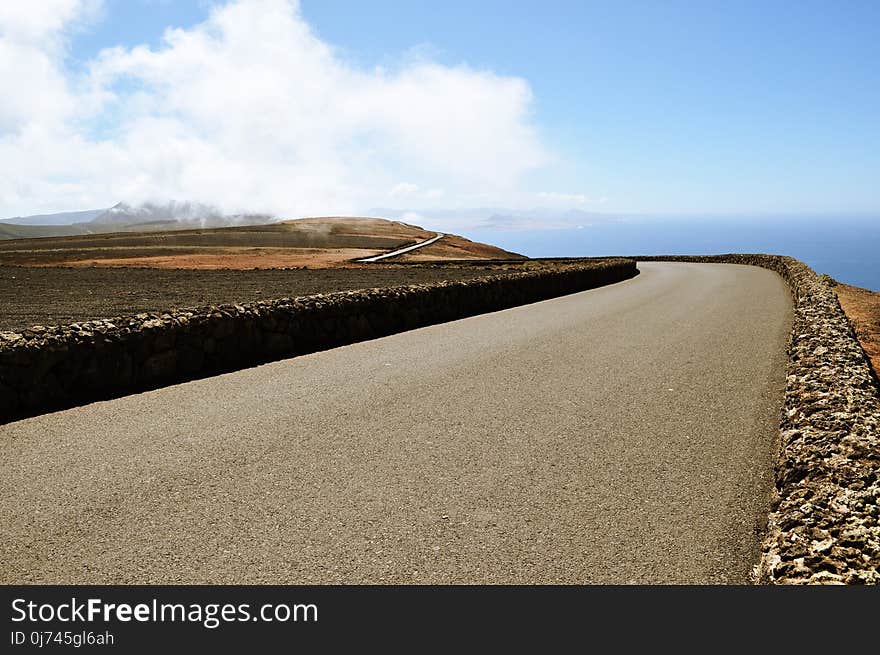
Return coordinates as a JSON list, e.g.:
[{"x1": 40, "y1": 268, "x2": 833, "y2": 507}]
[{"x1": 466, "y1": 215, "x2": 880, "y2": 291}]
